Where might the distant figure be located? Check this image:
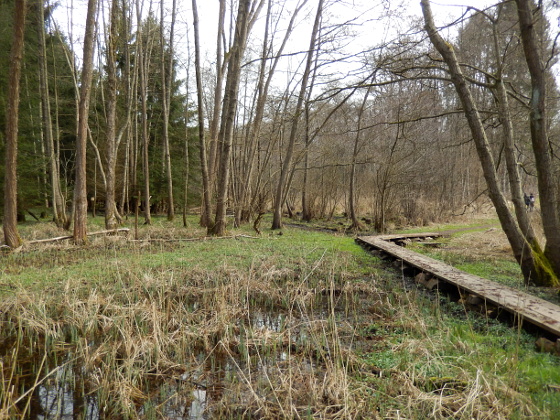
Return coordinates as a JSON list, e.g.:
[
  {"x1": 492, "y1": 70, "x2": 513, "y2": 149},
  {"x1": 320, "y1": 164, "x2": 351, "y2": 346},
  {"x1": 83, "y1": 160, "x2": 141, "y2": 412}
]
[
  {"x1": 524, "y1": 193, "x2": 531, "y2": 210},
  {"x1": 529, "y1": 193, "x2": 535, "y2": 211}
]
